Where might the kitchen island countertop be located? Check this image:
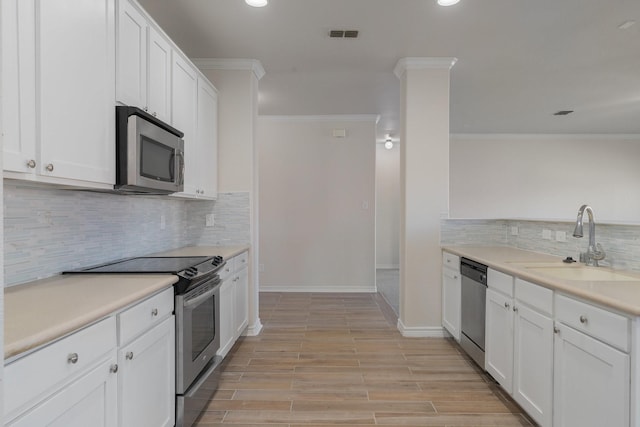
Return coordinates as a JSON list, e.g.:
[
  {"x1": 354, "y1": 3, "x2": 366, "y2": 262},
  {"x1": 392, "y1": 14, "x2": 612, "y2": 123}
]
[{"x1": 443, "y1": 245, "x2": 640, "y2": 316}]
